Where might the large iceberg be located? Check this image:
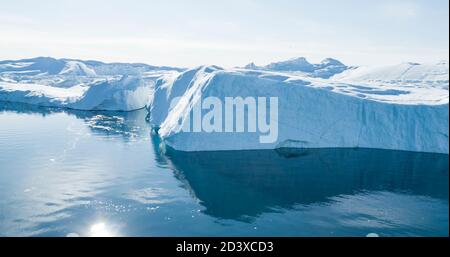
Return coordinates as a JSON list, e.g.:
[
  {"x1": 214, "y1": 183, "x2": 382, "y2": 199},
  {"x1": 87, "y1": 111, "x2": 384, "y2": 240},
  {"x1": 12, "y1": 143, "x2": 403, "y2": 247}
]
[{"x1": 150, "y1": 60, "x2": 448, "y2": 154}]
